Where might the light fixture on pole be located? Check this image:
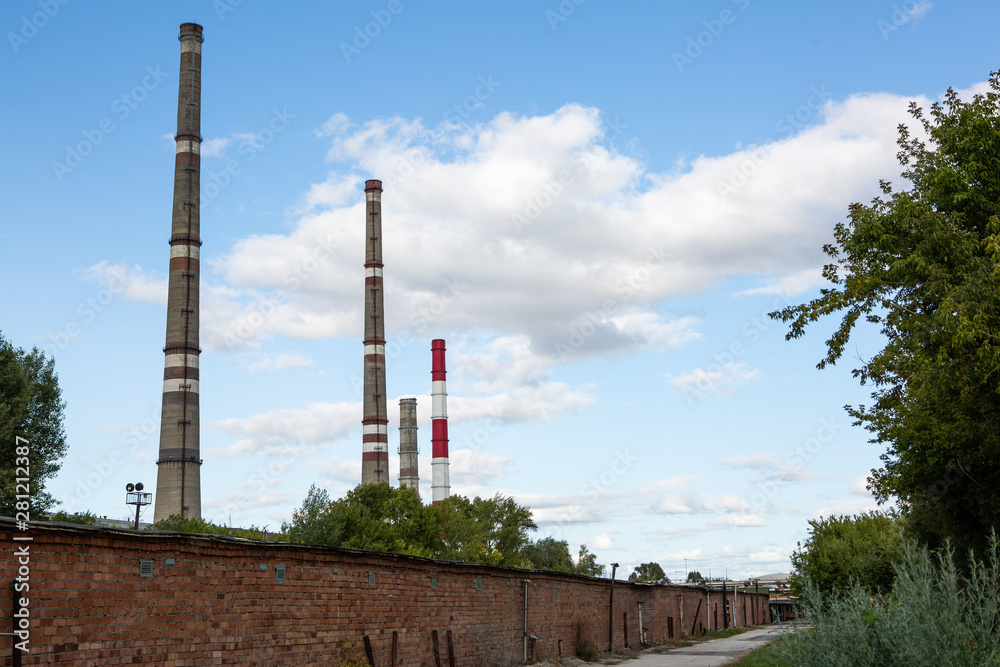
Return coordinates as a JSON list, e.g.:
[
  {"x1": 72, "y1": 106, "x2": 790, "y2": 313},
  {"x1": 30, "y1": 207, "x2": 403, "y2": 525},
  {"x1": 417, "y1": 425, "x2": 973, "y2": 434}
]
[{"x1": 126, "y1": 483, "x2": 152, "y2": 530}]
